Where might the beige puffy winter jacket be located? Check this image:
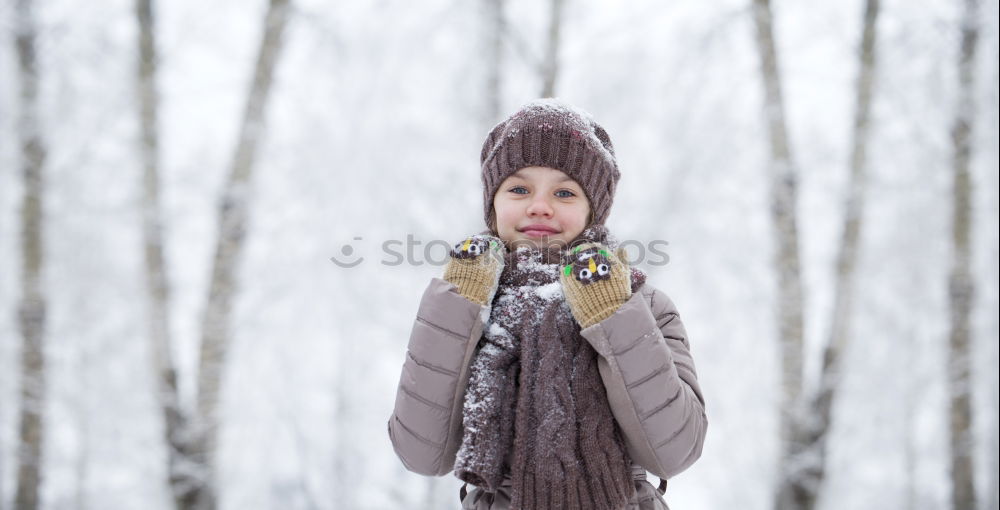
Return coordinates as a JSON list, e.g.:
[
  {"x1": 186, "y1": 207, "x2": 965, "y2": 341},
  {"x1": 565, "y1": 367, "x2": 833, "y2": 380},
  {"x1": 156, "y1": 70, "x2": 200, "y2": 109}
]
[{"x1": 387, "y1": 277, "x2": 707, "y2": 509}]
